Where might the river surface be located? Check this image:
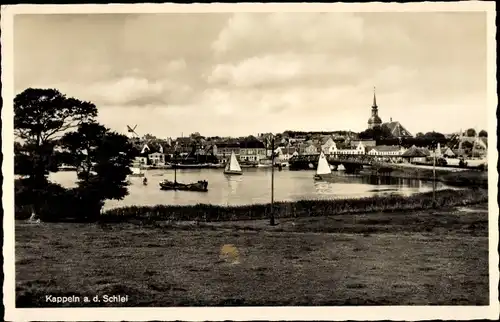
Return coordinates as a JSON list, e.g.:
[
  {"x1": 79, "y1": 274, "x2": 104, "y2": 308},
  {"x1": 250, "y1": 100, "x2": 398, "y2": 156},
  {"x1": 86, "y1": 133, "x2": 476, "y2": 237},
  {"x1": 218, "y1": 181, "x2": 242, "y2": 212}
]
[{"x1": 48, "y1": 168, "x2": 454, "y2": 210}]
